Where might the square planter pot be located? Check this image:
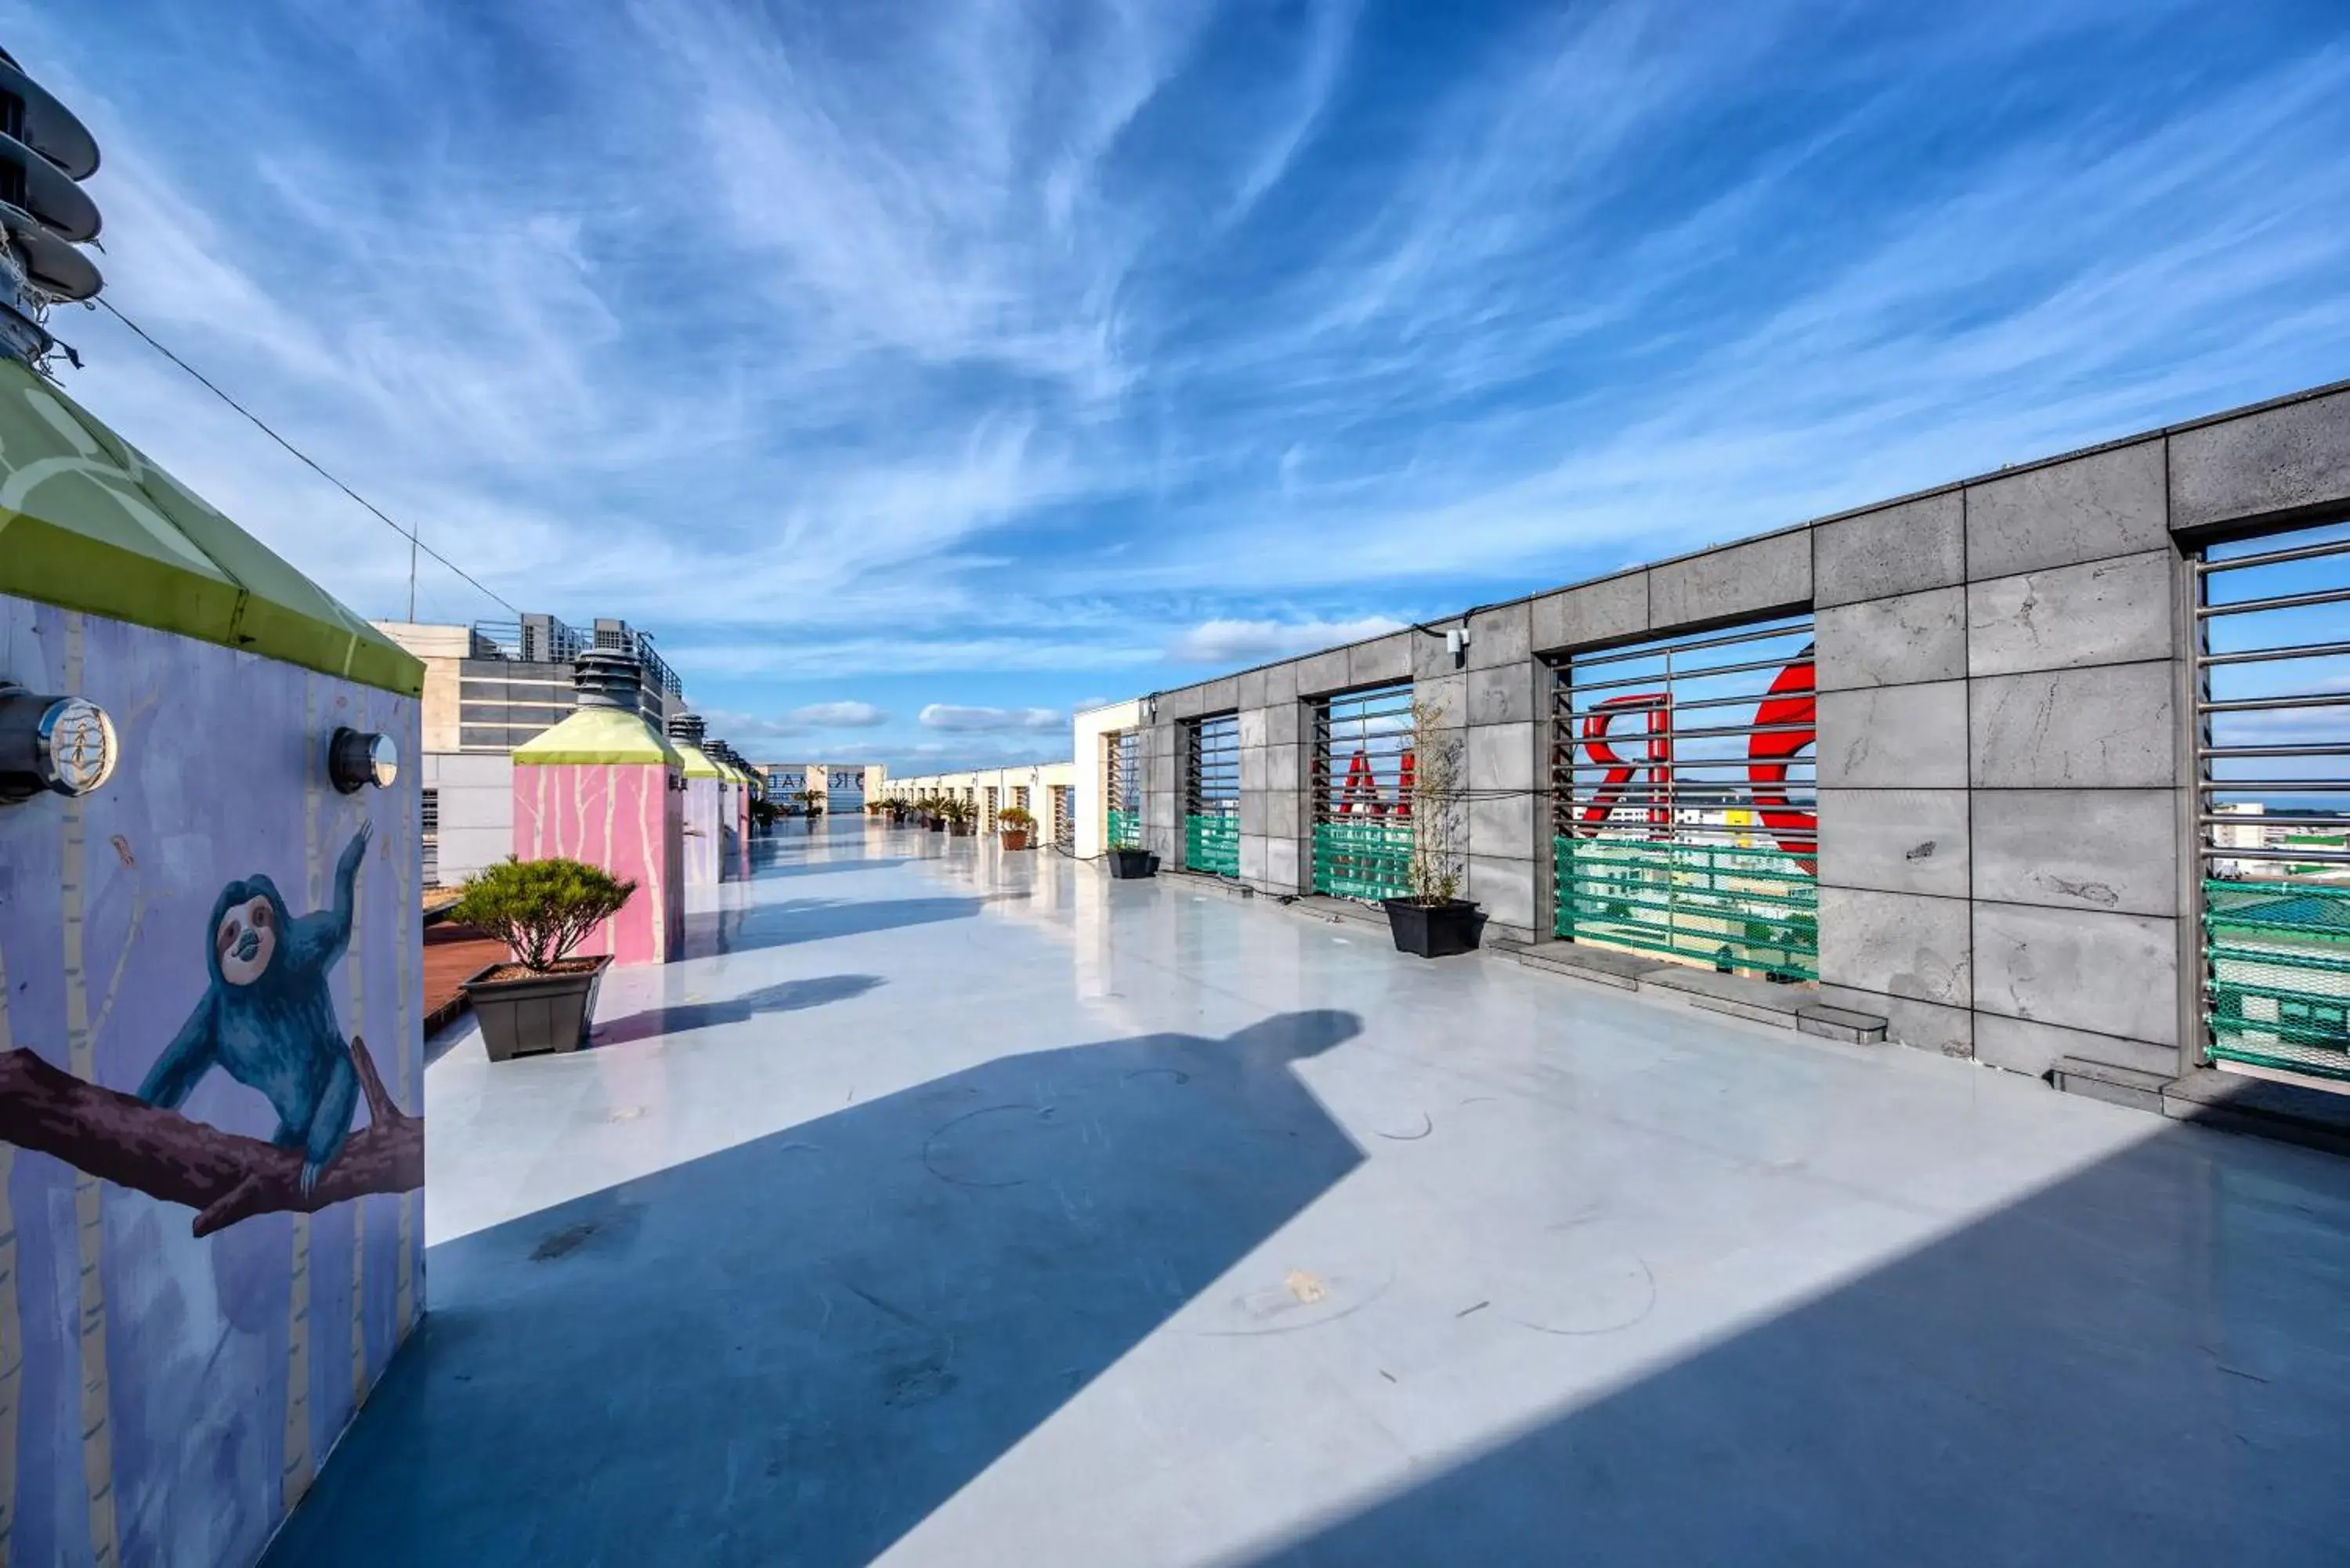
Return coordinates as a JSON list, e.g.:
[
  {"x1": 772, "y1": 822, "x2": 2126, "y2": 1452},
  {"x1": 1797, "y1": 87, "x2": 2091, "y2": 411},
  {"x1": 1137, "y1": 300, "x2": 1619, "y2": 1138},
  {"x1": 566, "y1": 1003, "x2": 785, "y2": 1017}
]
[
  {"x1": 1108, "y1": 848, "x2": 1159, "y2": 879},
  {"x1": 1382, "y1": 898, "x2": 1485, "y2": 959},
  {"x1": 463, "y1": 955, "x2": 612, "y2": 1062},
  {"x1": 1000, "y1": 829, "x2": 1030, "y2": 850},
  {"x1": 929, "y1": 819, "x2": 946, "y2": 833}
]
